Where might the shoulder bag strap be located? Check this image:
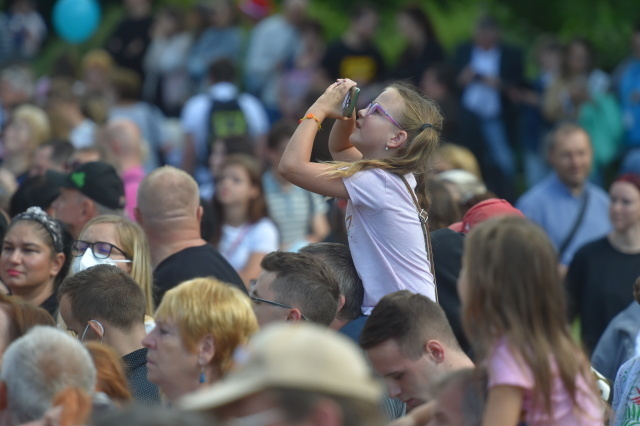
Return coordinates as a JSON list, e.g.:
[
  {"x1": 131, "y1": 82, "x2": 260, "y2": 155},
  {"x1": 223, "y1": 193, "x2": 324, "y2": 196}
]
[
  {"x1": 558, "y1": 190, "x2": 590, "y2": 260},
  {"x1": 400, "y1": 175, "x2": 439, "y2": 303}
]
